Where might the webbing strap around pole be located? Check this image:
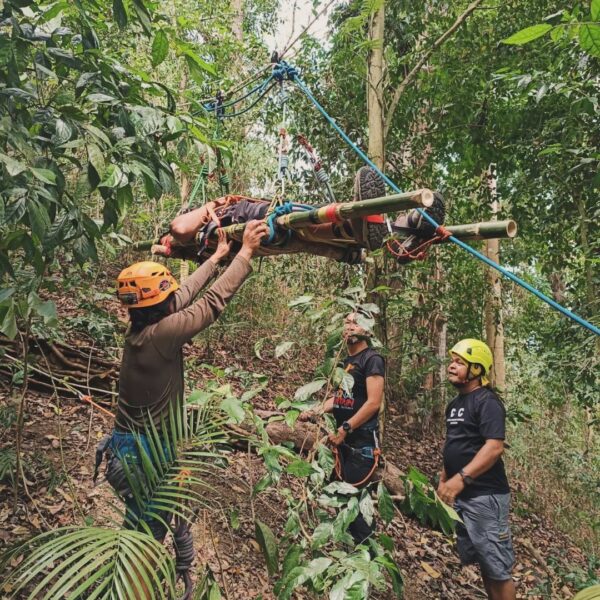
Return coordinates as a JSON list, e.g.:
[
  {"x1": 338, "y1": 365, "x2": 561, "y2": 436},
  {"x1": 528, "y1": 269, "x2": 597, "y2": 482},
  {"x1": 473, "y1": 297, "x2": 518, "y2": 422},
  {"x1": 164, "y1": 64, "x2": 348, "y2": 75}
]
[{"x1": 292, "y1": 76, "x2": 600, "y2": 337}]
